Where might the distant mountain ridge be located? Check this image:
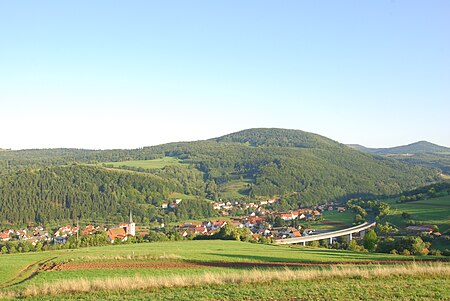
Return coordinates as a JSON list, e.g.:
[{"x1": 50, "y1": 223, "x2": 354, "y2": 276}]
[
  {"x1": 347, "y1": 140, "x2": 450, "y2": 174},
  {"x1": 347, "y1": 141, "x2": 450, "y2": 155}
]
